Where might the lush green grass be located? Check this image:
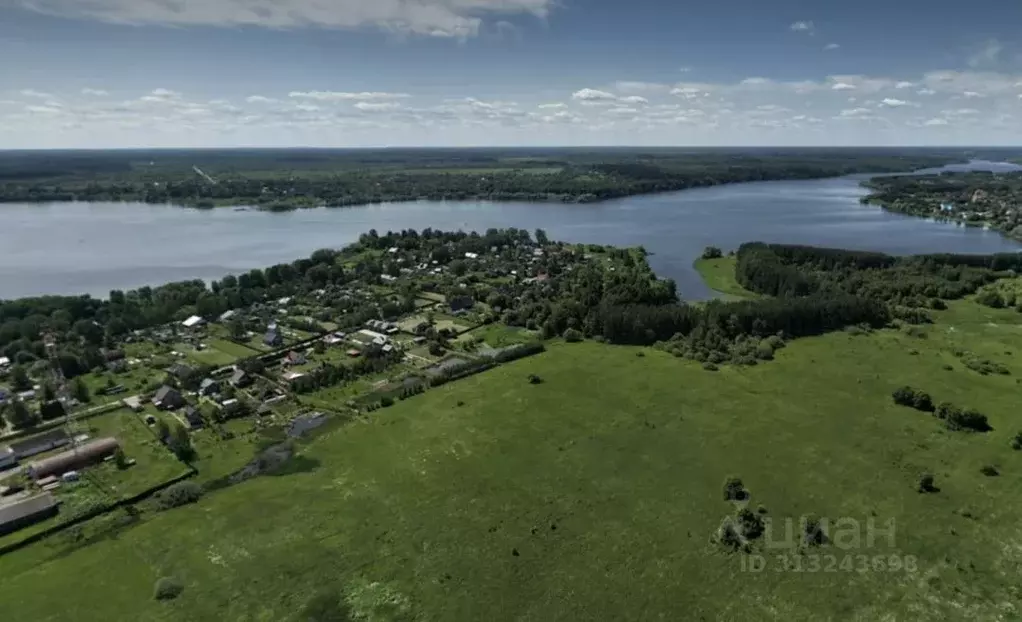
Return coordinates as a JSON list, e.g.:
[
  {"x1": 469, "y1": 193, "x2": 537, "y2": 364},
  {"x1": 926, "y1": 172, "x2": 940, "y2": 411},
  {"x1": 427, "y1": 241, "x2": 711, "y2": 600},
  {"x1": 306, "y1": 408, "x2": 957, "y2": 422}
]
[
  {"x1": 81, "y1": 366, "x2": 164, "y2": 406},
  {"x1": 455, "y1": 323, "x2": 535, "y2": 348},
  {"x1": 3, "y1": 297, "x2": 1022, "y2": 620},
  {"x1": 173, "y1": 343, "x2": 237, "y2": 368},
  {"x1": 693, "y1": 256, "x2": 760, "y2": 300},
  {"x1": 207, "y1": 339, "x2": 262, "y2": 360}
]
